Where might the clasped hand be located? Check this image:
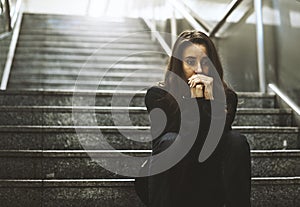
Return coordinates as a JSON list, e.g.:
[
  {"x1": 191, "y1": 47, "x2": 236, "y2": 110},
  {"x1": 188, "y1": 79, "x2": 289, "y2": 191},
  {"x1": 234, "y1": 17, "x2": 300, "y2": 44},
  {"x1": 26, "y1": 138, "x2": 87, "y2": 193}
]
[{"x1": 188, "y1": 74, "x2": 214, "y2": 100}]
